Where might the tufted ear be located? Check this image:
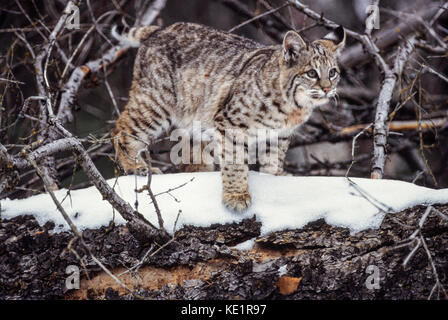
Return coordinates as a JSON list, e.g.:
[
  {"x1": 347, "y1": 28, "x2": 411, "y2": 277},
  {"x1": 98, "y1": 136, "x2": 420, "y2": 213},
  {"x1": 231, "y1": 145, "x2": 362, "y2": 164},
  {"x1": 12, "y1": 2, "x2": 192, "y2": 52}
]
[
  {"x1": 282, "y1": 31, "x2": 308, "y2": 63},
  {"x1": 321, "y1": 26, "x2": 346, "y2": 56}
]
